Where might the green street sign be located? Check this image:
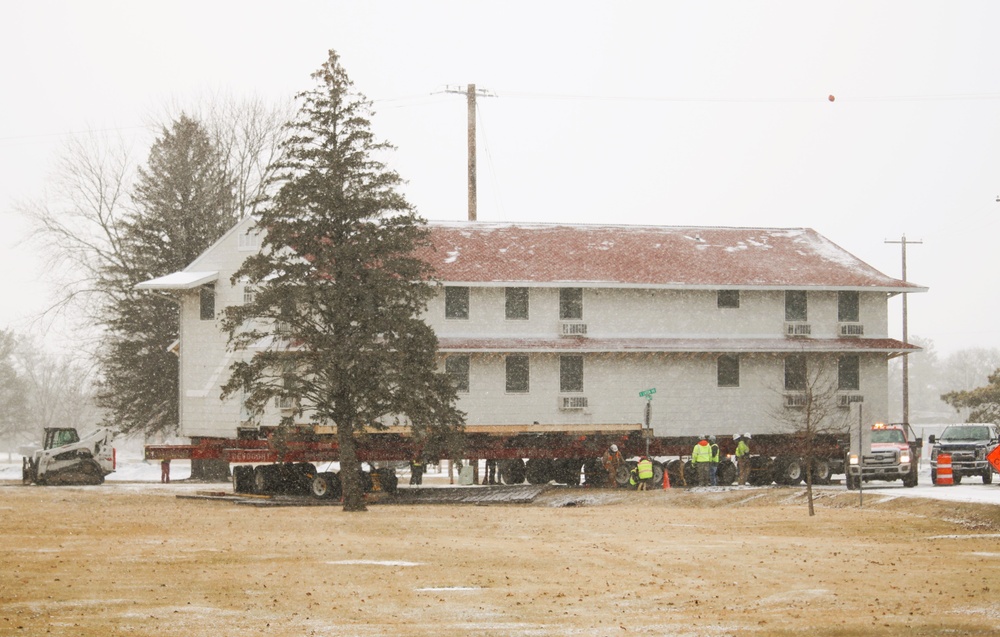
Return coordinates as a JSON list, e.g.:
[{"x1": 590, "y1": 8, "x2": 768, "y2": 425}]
[{"x1": 639, "y1": 388, "x2": 656, "y2": 398}]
